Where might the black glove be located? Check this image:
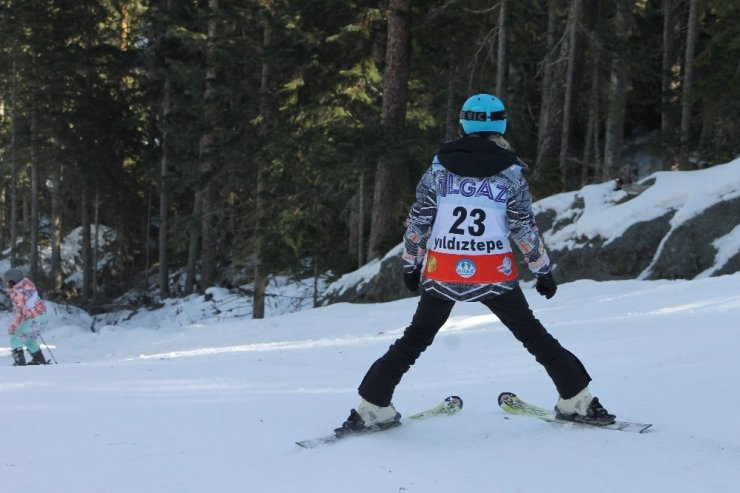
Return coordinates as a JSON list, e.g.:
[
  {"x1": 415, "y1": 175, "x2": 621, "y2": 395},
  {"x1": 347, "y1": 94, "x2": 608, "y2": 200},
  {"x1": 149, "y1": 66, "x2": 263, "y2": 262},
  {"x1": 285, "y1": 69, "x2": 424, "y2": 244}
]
[
  {"x1": 535, "y1": 272, "x2": 557, "y2": 299},
  {"x1": 403, "y1": 267, "x2": 422, "y2": 292}
]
